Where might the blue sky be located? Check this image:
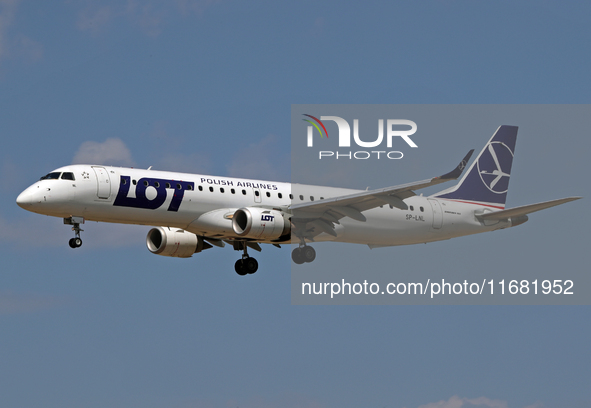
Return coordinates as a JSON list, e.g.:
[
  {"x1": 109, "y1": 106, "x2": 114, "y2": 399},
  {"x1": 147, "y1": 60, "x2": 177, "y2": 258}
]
[{"x1": 0, "y1": 1, "x2": 590, "y2": 408}]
